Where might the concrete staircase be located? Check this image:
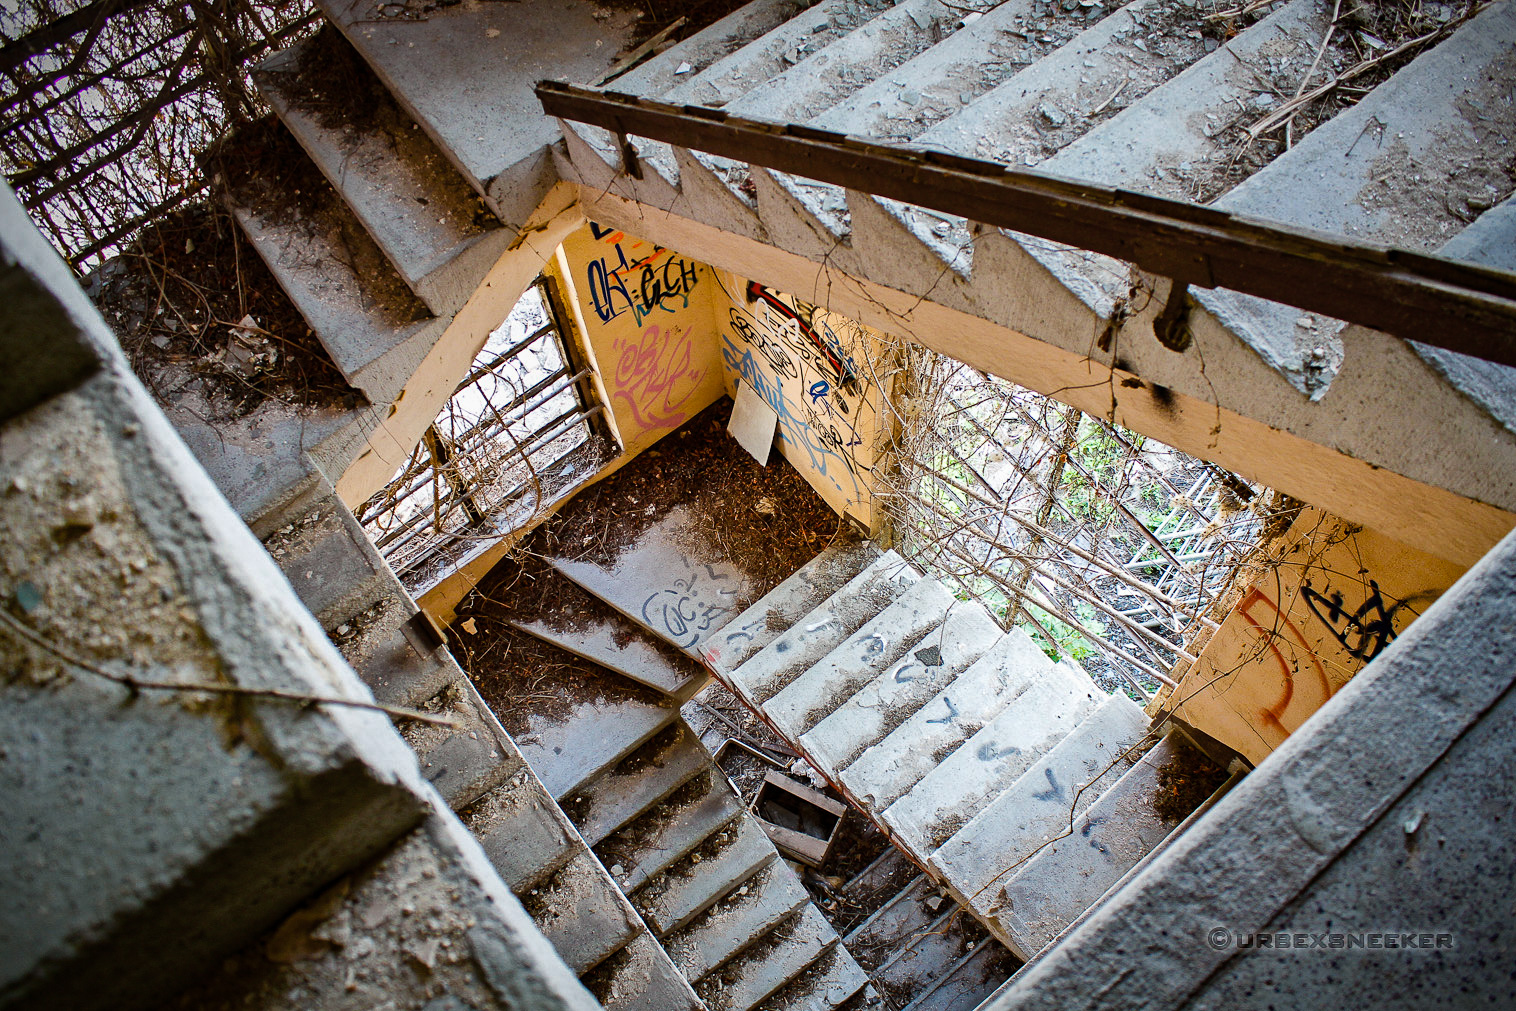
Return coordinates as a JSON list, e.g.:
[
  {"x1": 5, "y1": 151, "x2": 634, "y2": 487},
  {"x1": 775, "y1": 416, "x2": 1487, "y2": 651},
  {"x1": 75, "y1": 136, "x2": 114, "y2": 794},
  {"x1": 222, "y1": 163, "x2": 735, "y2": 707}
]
[{"x1": 555, "y1": 0, "x2": 1516, "y2": 566}]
